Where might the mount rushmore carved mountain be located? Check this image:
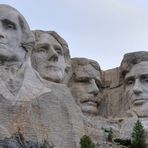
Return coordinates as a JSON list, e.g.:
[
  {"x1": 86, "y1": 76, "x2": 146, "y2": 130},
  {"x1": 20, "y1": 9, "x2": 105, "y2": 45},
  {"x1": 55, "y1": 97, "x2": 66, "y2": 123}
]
[{"x1": 0, "y1": 4, "x2": 148, "y2": 148}]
